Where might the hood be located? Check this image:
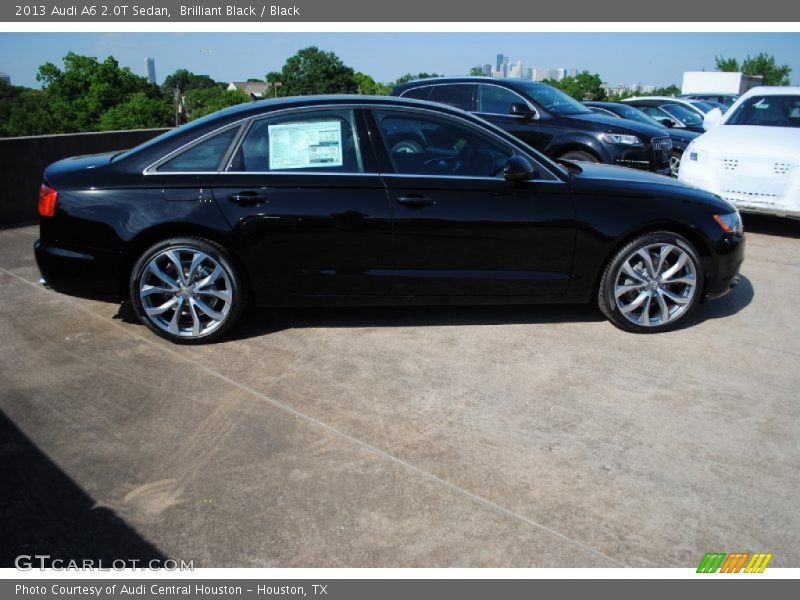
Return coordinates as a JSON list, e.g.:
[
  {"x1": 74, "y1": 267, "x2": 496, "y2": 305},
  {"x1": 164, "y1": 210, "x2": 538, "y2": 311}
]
[
  {"x1": 563, "y1": 111, "x2": 669, "y2": 139},
  {"x1": 567, "y1": 161, "x2": 735, "y2": 212},
  {"x1": 692, "y1": 125, "x2": 800, "y2": 157},
  {"x1": 44, "y1": 152, "x2": 116, "y2": 187},
  {"x1": 669, "y1": 129, "x2": 700, "y2": 144}
]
